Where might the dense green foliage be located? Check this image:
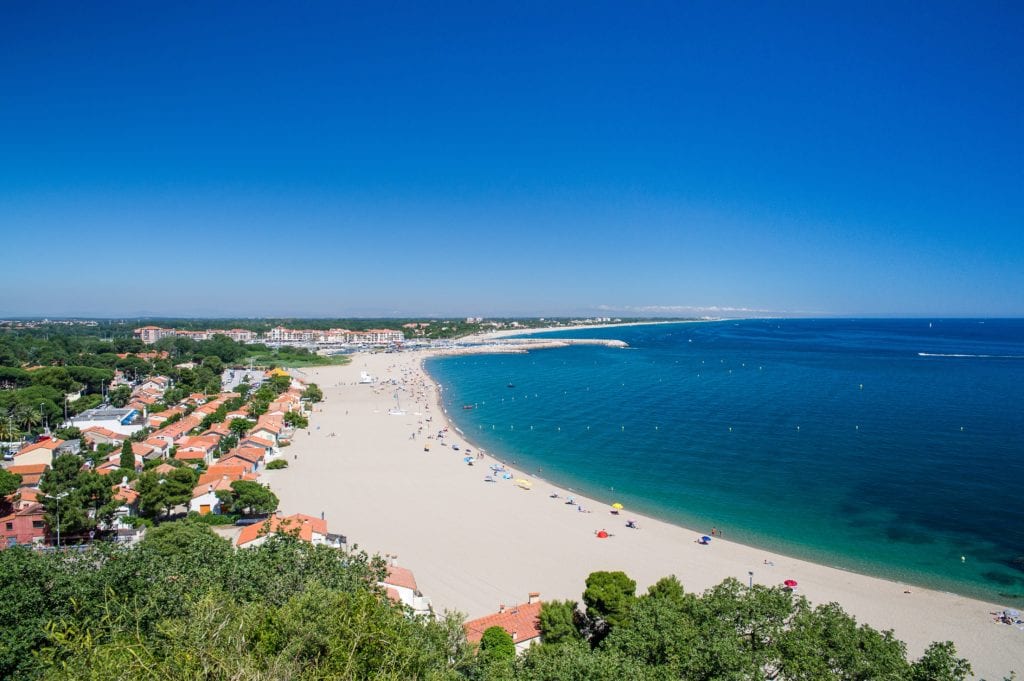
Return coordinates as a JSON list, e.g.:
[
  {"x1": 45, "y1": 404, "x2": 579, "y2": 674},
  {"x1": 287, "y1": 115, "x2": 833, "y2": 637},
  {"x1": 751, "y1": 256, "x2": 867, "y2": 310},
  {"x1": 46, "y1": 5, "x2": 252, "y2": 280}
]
[
  {"x1": 0, "y1": 468, "x2": 23, "y2": 497},
  {"x1": 265, "y1": 458, "x2": 289, "y2": 470},
  {"x1": 136, "y1": 467, "x2": 199, "y2": 519},
  {"x1": 0, "y1": 522, "x2": 472, "y2": 680},
  {"x1": 37, "y1": 454, "x2": 117, "y2": 541},
  {"x1": 0, "y1": 526, "x2": 983, "y2": 681},
  {"x1": 215, "y1": 480, "x2": 279, "y2": 516}
]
